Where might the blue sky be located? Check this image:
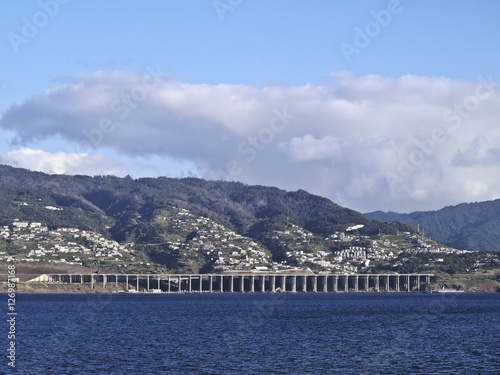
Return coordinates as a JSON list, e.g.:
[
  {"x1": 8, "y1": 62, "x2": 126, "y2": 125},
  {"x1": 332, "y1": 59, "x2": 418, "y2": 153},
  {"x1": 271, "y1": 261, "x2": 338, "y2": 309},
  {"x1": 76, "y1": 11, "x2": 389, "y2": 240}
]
[{"x1": 1, "y1": 0, "x2": 500, "y2": 213}]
